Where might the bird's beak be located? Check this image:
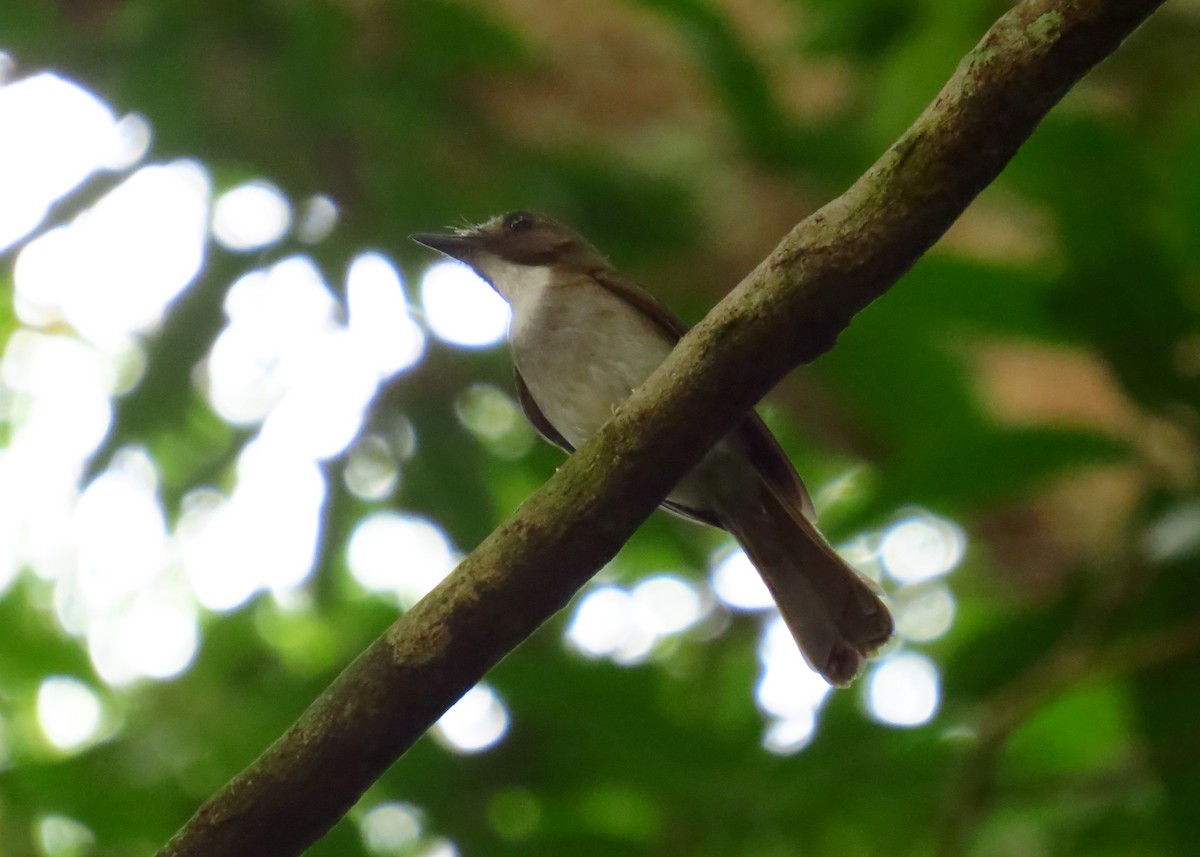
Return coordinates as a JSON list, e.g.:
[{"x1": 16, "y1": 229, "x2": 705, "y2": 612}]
[{"x1": 410, "y1": 232, "x2": 484, "y2": 263}]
